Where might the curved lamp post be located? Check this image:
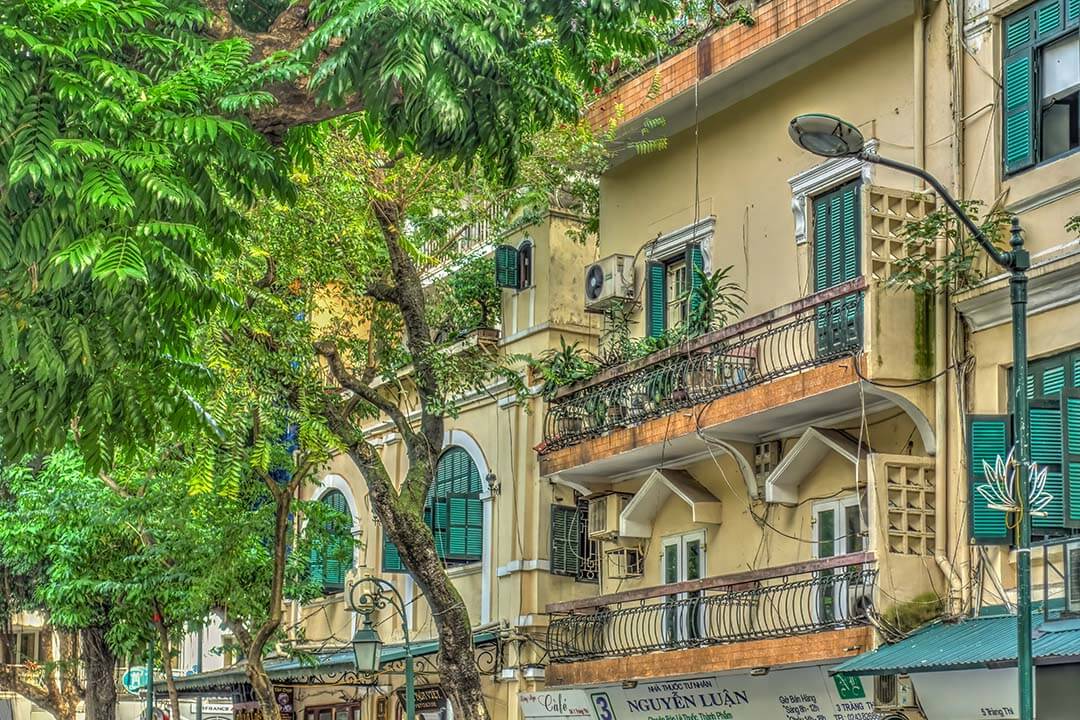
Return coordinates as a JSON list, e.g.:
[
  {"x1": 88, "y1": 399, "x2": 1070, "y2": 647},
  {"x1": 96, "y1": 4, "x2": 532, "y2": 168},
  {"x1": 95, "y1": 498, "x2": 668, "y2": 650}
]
[
  {"x1": 348, "y1": 578, "x2": 414, "y2": 720},
  {"x1": 789, "y1": 113, "x2": 1033, "y2": 720}
]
